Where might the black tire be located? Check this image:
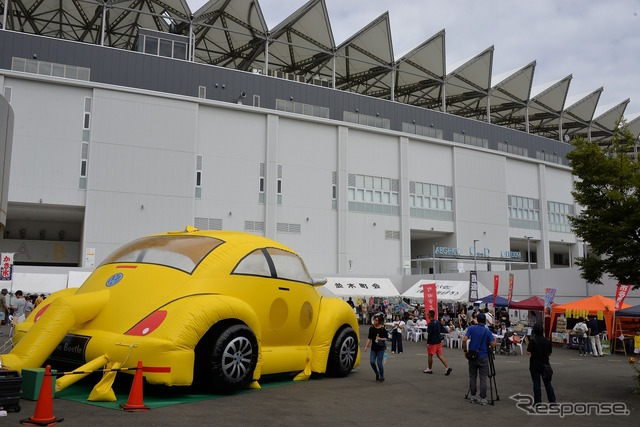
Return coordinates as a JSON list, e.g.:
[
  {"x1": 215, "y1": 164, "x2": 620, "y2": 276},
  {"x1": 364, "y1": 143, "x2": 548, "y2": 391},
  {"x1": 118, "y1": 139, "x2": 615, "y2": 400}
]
[
  {"x1": 326, "y1": 327, "x2": 358, "y2": 377},
  {"x1": 196, "y1": 324, "x2": 258, "y2": 392}
]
